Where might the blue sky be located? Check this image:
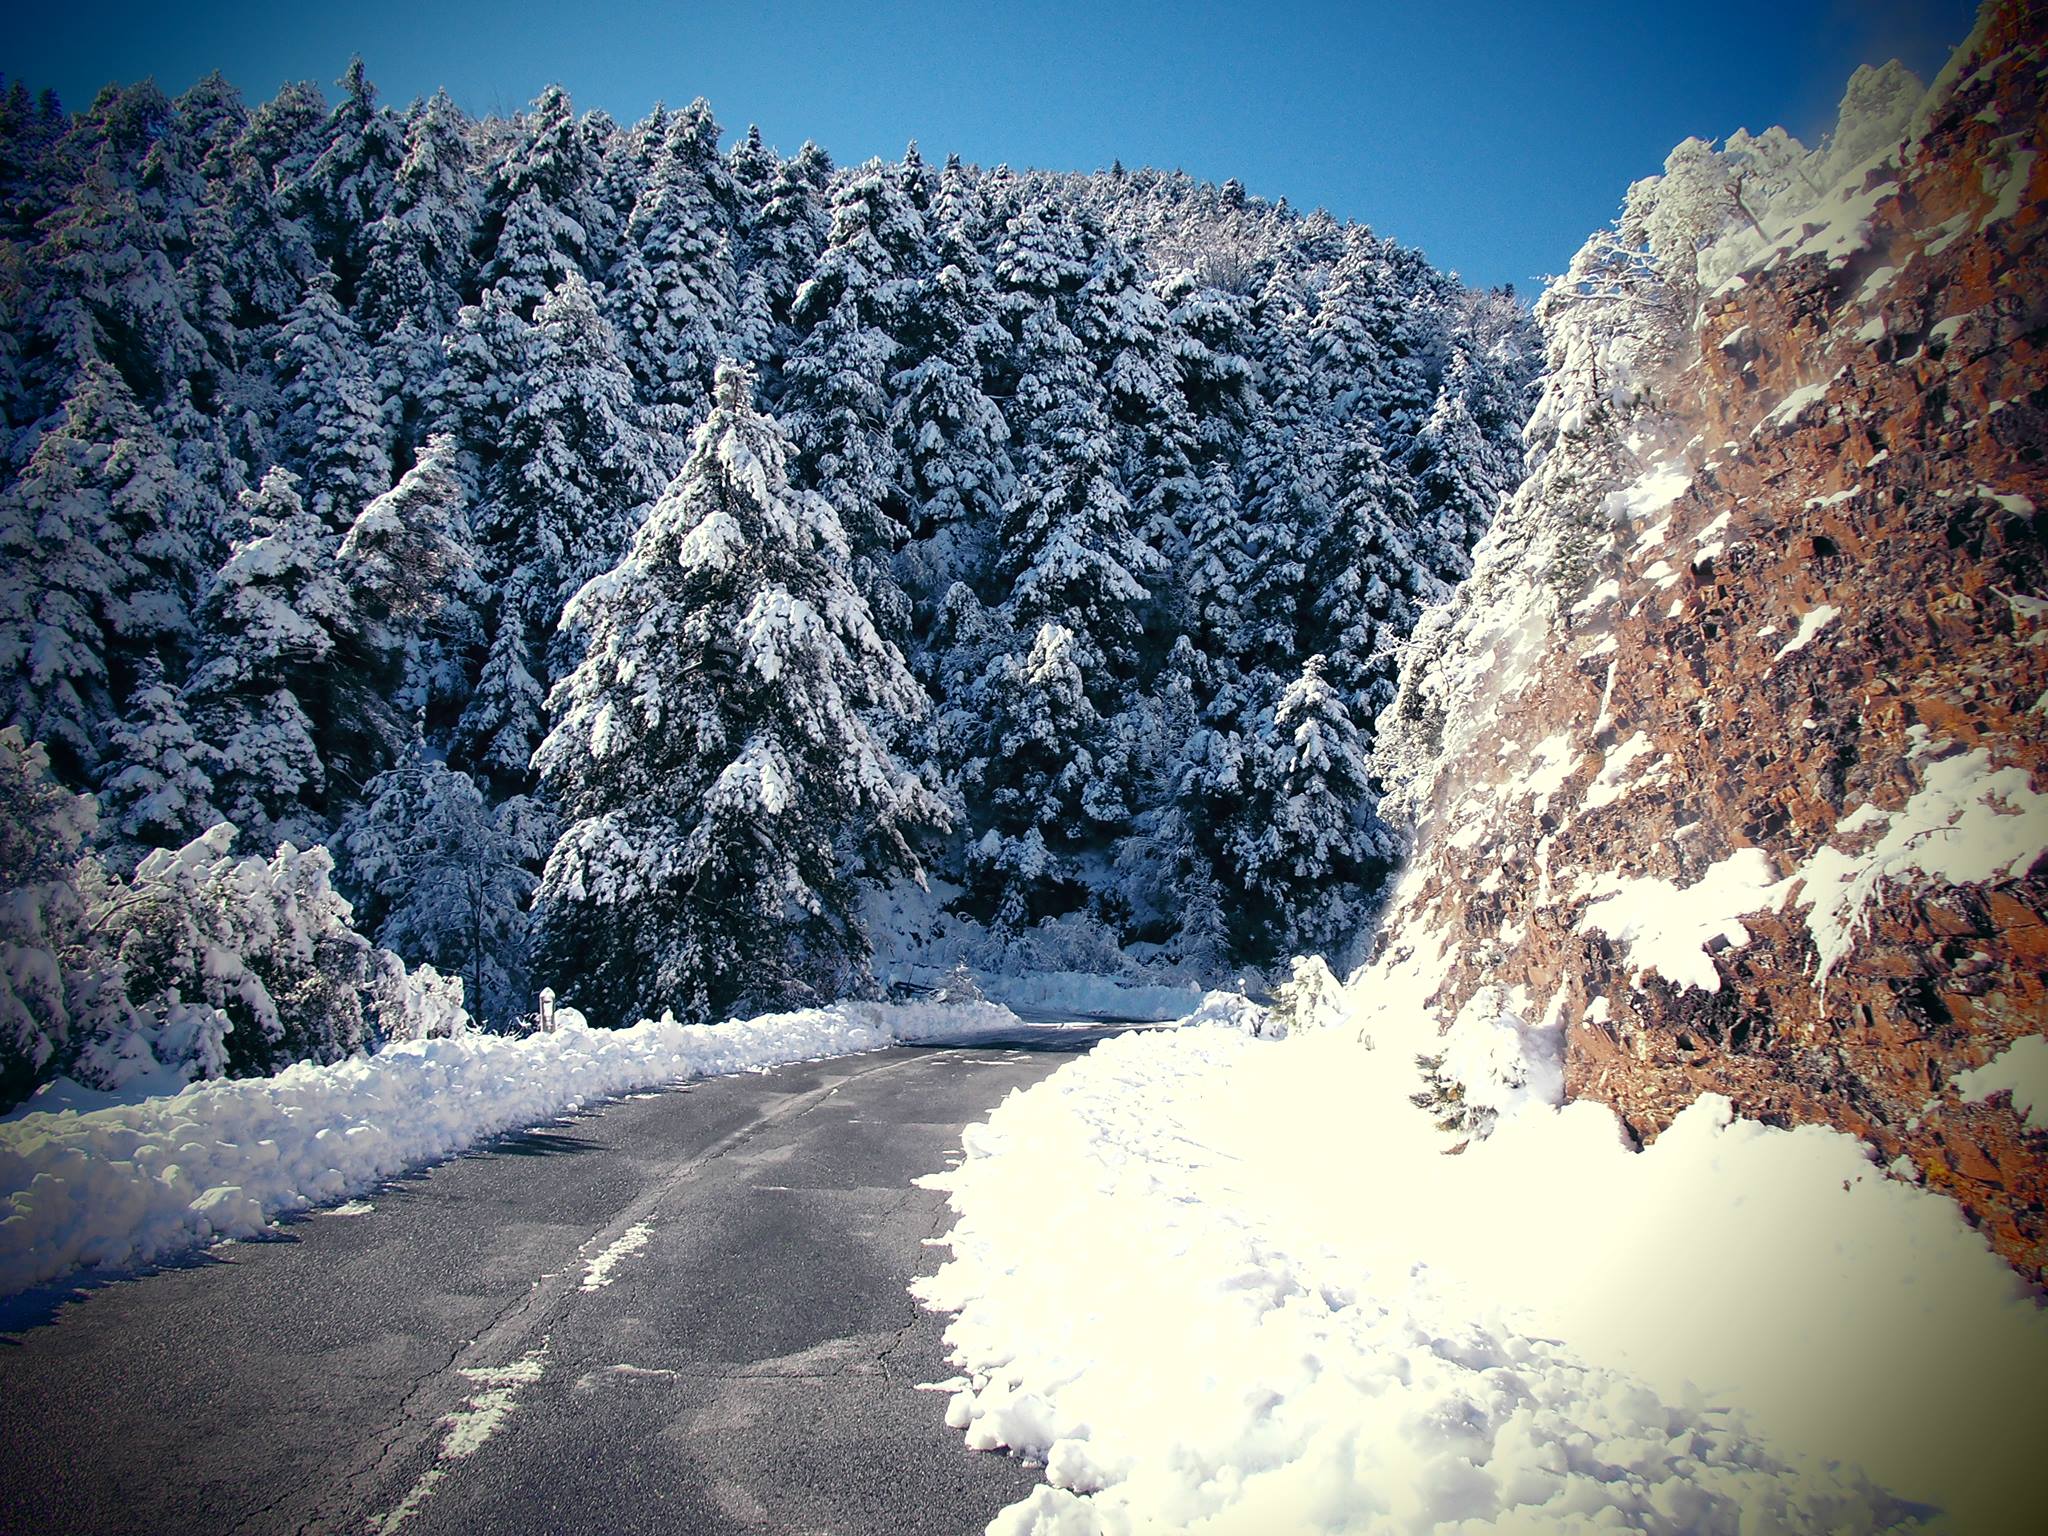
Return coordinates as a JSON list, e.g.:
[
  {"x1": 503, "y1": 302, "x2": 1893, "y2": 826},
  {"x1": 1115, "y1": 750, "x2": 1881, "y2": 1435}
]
[{"x1": 6, "y1": 0, "x2": 1981, "y2": 290}]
